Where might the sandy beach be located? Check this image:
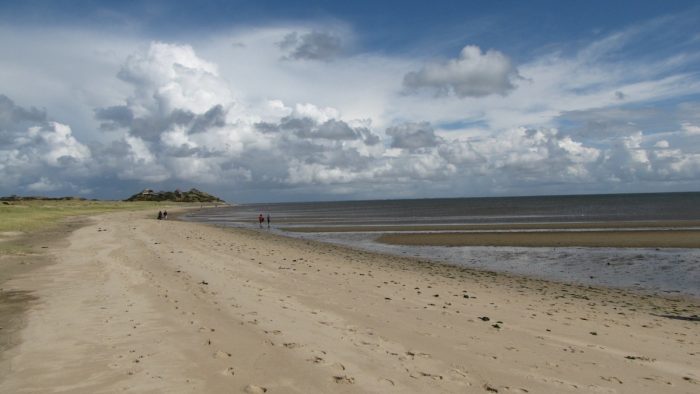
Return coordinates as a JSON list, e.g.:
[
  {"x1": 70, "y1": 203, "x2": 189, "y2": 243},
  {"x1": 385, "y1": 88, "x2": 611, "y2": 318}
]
[{"x1": 1, "y1": 210, "x2": 699, "y2": 393}]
